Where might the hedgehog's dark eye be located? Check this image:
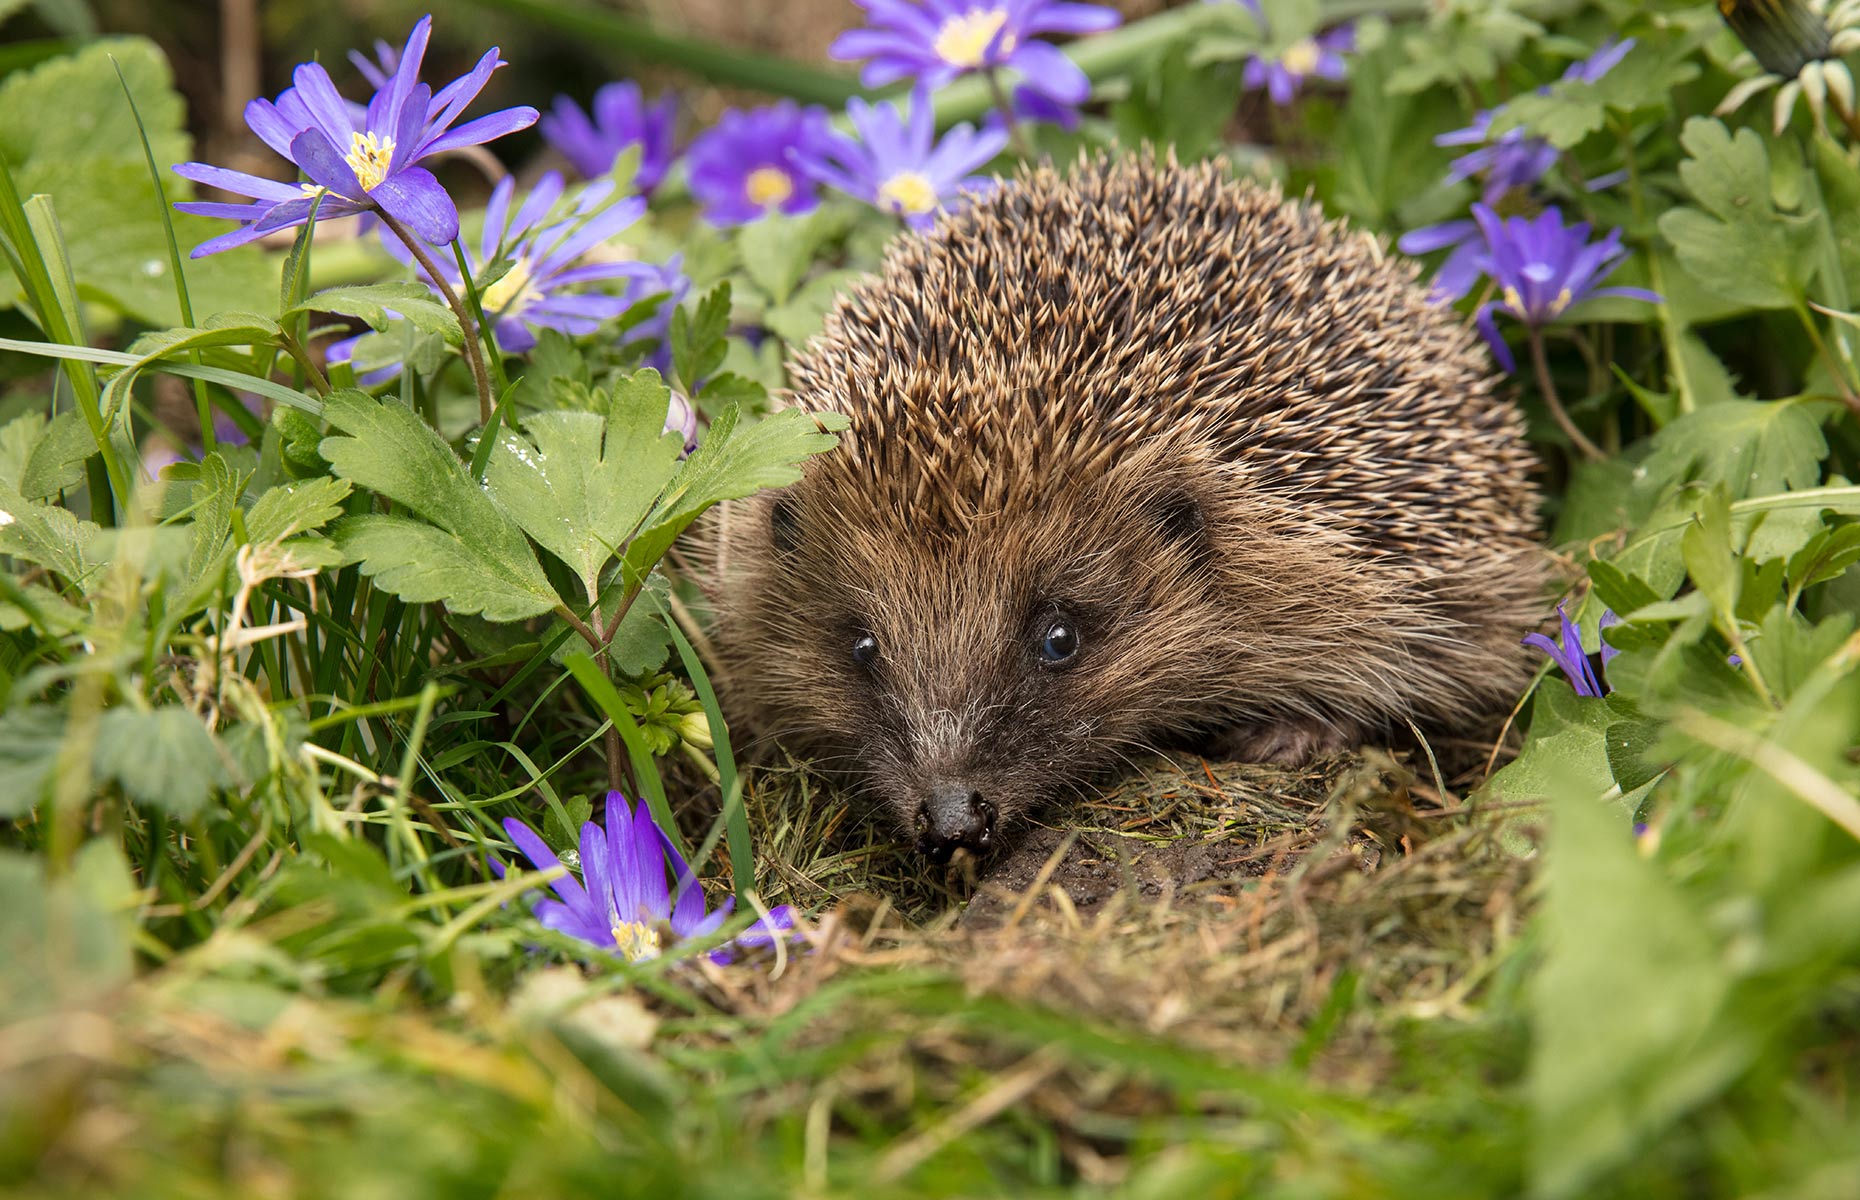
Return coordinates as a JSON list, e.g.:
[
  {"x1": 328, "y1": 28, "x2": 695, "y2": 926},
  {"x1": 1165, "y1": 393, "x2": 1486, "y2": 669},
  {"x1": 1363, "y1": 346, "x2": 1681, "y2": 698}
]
[
  {"x1": 1037, "y1": 620, "x2": 1079, "y2": 665},
  {"x1": 852, "y1": 633, "x2": 880, "y2": 668}
]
